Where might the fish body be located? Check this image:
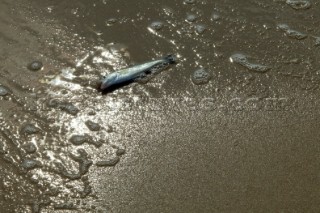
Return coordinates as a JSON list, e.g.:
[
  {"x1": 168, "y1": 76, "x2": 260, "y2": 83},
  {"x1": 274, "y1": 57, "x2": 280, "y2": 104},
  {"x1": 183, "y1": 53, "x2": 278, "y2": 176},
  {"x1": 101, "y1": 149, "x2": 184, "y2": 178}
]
[{"x1": 100, "y1": 55, "x2": 176, "y2": 90}]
